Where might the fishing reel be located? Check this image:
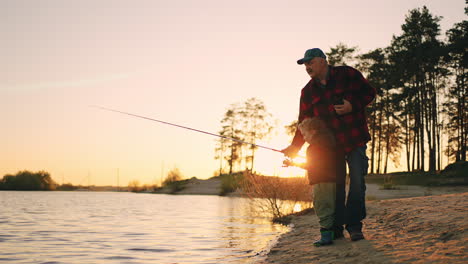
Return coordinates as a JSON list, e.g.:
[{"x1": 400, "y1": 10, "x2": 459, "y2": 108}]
[
  {"x1": 282, "y1": 155, "x2": 307, "y2": 168},
  {"x1": 282, "y1": 157, "x2": 295, "y2": 167}
]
